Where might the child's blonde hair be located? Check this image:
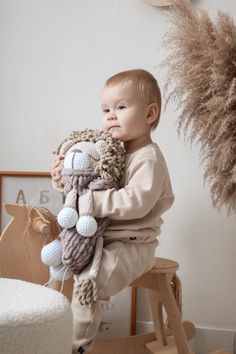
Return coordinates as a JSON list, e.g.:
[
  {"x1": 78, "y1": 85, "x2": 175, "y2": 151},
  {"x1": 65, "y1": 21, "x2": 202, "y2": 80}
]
[{"x1": 105, "y1": 69, "x2": 162, "y2": 130}]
